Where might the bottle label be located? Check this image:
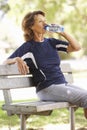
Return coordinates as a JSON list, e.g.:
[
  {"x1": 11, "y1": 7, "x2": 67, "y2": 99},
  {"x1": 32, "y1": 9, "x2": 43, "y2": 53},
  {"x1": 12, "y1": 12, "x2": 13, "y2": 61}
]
[{"x1": 44, "y1": 24, "x2": 64, "y2": 32}]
